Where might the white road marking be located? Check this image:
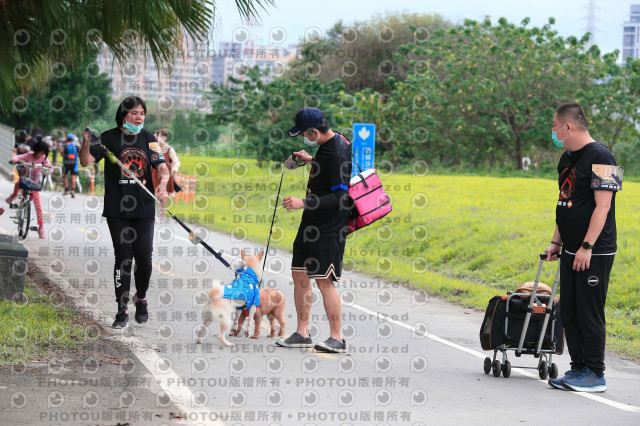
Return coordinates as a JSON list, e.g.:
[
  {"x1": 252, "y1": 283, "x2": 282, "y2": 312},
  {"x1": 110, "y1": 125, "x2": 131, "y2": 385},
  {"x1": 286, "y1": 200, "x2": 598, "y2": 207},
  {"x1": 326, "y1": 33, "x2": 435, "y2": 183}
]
[
  {"x1": 19, "y1": 257, "x2": 222, "y2": 426},
  {"x1": 349, "y1": 303, "x2": 640, "y2": 413},
  {"x1": 10, "y1": 218, "x2": 635, "y2": 416},
  {"x1": 221, "y1": 250, "x2": 640, "y2": 413},
  {"x1": 116, "y1": 333, "x2": 224, "y2": 426}
]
